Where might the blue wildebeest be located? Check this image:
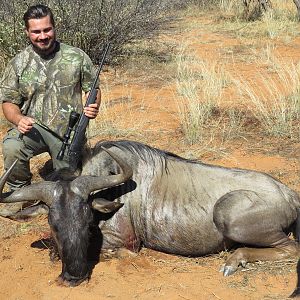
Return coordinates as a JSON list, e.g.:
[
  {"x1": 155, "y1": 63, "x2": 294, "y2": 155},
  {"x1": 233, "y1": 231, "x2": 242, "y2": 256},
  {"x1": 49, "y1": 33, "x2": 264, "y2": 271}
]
[{"x1": 0, "y1": 140, "x2": 299, "y2": 287}]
